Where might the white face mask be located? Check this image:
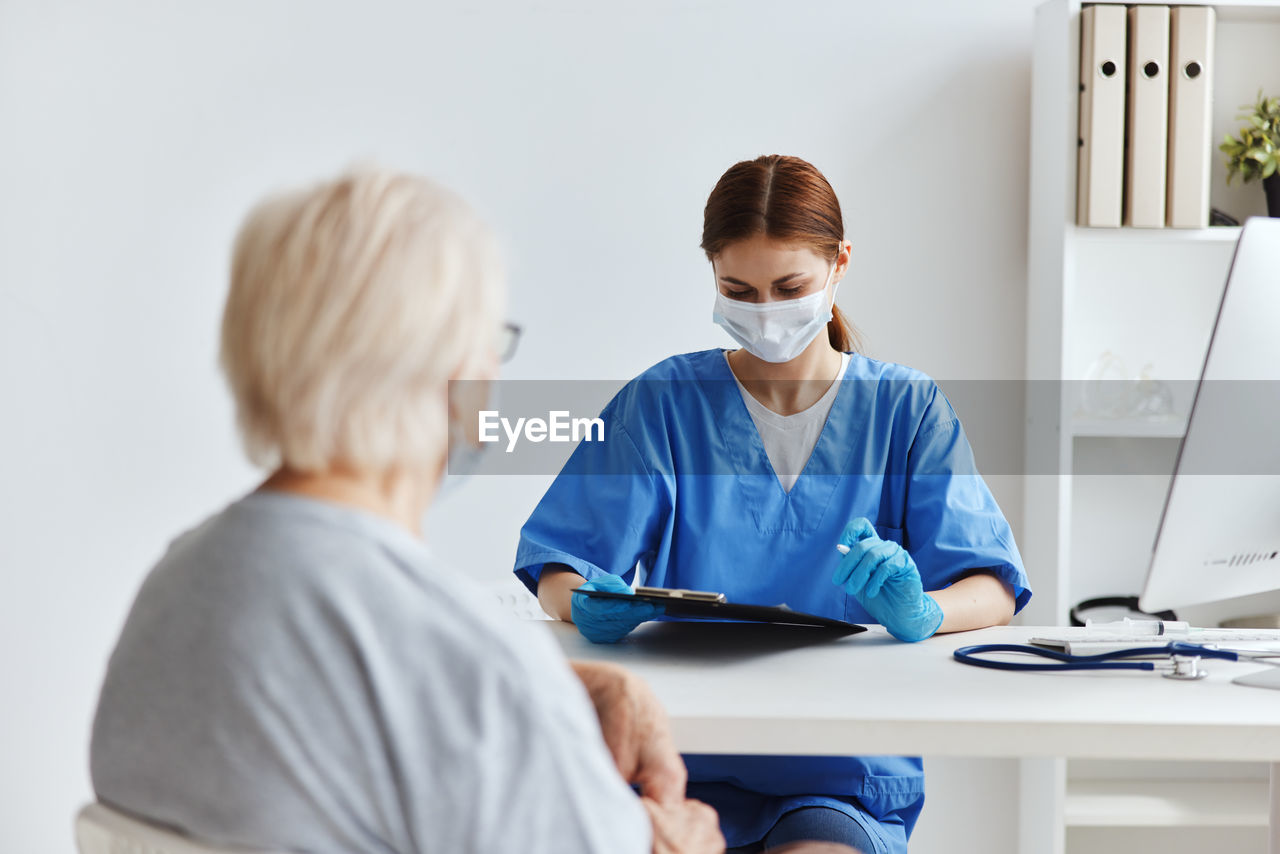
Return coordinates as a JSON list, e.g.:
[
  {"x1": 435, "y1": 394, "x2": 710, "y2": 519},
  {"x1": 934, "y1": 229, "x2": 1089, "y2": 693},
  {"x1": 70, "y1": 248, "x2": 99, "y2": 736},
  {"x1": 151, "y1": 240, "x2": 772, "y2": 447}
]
[
  {"x1": 712, "y1": 261, "x2": 840, "y2": 363},
  {"x1": 439, "y1": 379, "x2": 499, "y2": 498}
]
